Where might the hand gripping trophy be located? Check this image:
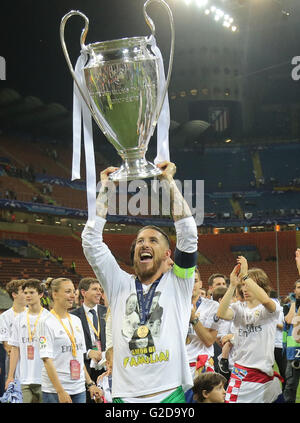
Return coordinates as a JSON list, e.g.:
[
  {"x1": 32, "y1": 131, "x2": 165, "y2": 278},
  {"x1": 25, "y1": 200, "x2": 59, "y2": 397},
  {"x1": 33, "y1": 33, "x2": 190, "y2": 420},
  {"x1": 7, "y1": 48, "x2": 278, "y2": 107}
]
[{"x1": 60, "y1": 0, "x2": 175, "y2": 225}]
